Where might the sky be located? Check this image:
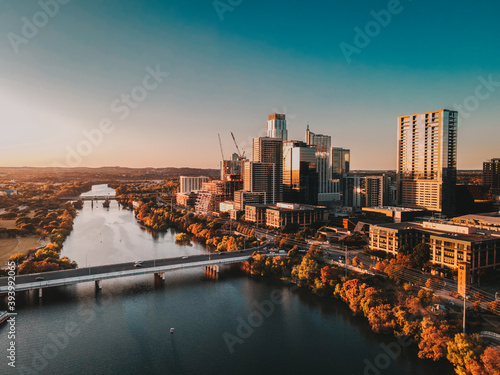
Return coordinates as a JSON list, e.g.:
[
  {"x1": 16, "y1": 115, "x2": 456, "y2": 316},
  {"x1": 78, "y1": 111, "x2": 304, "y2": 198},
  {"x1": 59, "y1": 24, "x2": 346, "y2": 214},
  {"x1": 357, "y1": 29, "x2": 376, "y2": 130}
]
[{"x1": 0, "y1": 0, "x2": 499, "y2": 170}]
